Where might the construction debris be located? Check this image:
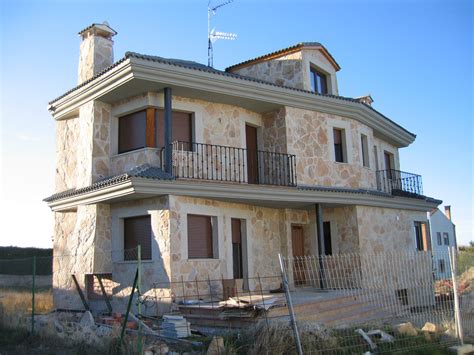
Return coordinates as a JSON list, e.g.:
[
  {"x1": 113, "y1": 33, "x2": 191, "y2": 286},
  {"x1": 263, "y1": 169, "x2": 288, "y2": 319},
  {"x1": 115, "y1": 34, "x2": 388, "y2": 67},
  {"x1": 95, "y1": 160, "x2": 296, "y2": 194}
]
[
  {"x1": 366, "y1": 329, "x2": 395, "y2": 343},
  {"x1": 207, "y1": 336, "x2": 225, "y2": 355},
  {"x1": 355, "y1": 329, "x2": 376, "y2": 350},
  {"x1": 160, "y1": 314, "x2": 191, "y2": 338},
  {"x1": 394, "y1": 322, "x2": 418, "y2": 337}
]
